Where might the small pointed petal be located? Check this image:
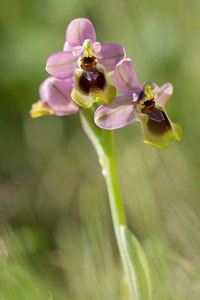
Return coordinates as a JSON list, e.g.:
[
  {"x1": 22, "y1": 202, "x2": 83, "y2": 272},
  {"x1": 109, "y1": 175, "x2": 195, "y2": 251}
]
[
  {"x1": 46, "y1": 51, "x2": 78, "y2": 79},
  {"x1": 114, "y1": 58, "x2": 140, "y2": 95},
  {"x1": 136, "y1": 104, "x2": 182, "y2": 149},
  {"x1": 154, "y1": 82, "x2": 173, "y2": 106},
  {"x1": 71, "y1": 66, "x2": 116, "y2": 109},
  {"x1": 66, "y1": 18, "x2": 96, "y2": 47},
  {"x1": 96, "y1": 44, "x2": 126, "y2": 73},
  {"x1": 30, "y1": 101, "x2": 55, "y2": 118},
  {"x1": 39, "y1": 77, "x2": 79, "y2": 115},
  {"x1": 94, "y1": 95, "x2": 136, "y2": 129}
]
